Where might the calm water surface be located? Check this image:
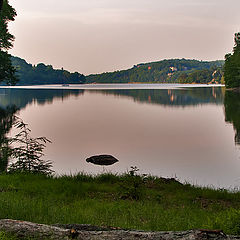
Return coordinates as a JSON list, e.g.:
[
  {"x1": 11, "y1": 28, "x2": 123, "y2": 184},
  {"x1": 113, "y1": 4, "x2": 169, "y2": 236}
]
[{"x1": 0, "y1": 84, "x2": 239, "y2": 189}]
